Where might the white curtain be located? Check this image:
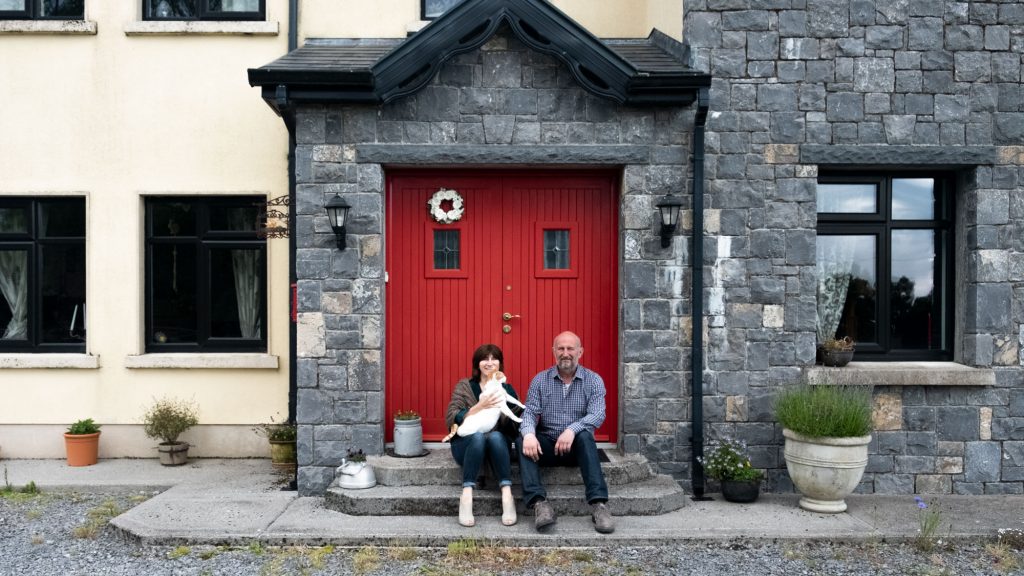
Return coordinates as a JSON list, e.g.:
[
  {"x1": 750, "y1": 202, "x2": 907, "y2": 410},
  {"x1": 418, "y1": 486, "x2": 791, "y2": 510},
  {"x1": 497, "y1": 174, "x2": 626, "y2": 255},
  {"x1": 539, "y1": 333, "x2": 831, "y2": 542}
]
[
  {"x1": 816, "y1": 237, "x2": 855, "y2": 343},
  {"x1": 0, "y1": 251, "x2": 28, "y2": 340},
  {"x1": 231, "y1": 249, "x2": 261, "y2": 339}
]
